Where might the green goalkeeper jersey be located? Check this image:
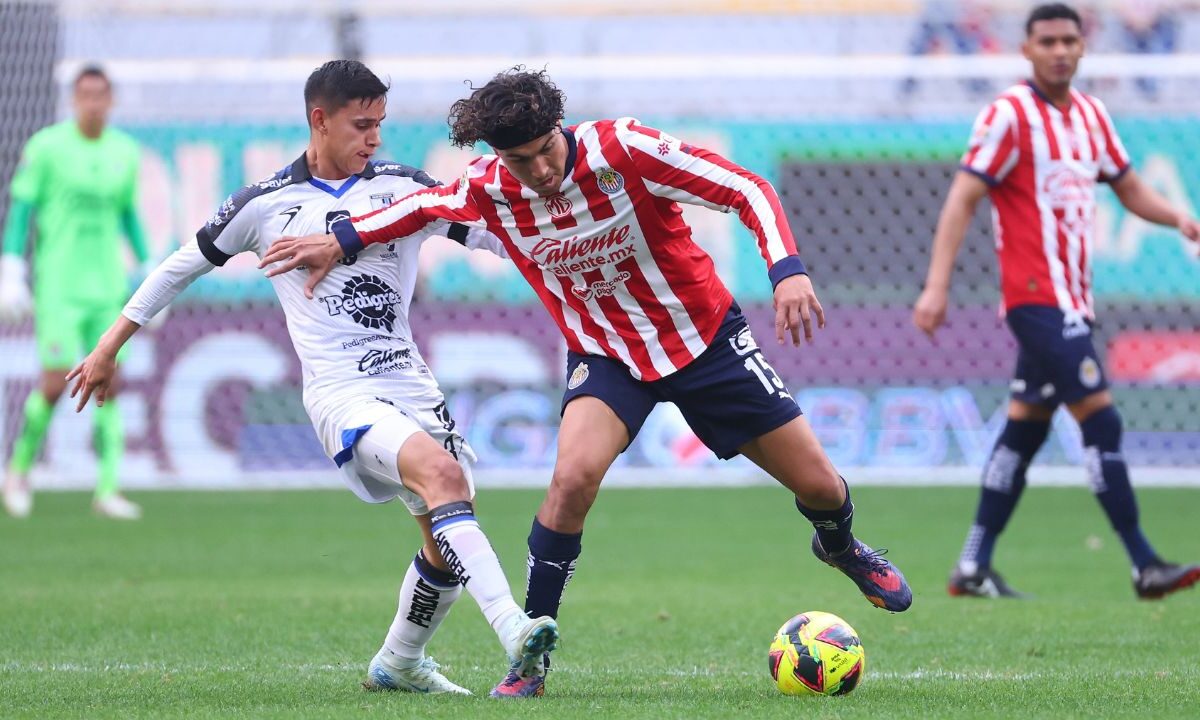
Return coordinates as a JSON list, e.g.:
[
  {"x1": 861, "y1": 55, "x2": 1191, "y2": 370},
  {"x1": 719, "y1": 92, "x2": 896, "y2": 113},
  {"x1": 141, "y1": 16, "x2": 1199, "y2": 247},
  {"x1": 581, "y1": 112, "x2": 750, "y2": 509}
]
[{"x1": 8, "y1": 121, "x2": 144, "y2": 303}]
